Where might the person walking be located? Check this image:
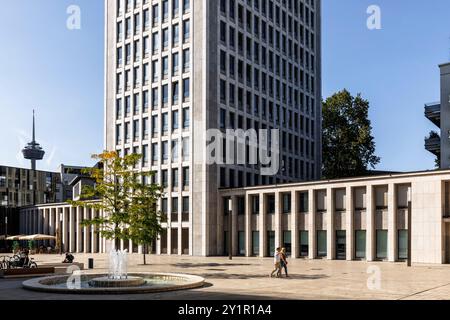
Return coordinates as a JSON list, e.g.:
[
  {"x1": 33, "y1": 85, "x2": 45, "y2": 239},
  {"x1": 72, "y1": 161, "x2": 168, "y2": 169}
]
[
  {"x1": 270, "y1": 247, "x2": 282, "y2": 278},
  {"x1": 280, "y1": 247, "x2": 288, "y2": 277}
]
